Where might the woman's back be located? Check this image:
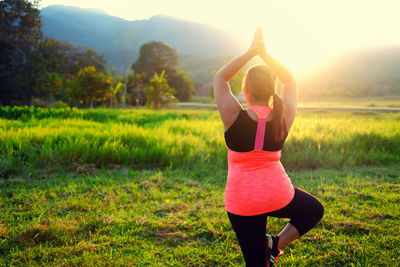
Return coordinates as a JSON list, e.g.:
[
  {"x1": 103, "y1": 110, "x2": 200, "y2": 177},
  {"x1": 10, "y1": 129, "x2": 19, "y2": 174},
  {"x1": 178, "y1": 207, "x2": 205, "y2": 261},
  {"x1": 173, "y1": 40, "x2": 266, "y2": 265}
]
[
  {"x1": 224, "y1": 105, "x2": 295, "y2": 216},
  {"x1": 224, "y1": 109, "x2": 288, "y2": 152}
]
